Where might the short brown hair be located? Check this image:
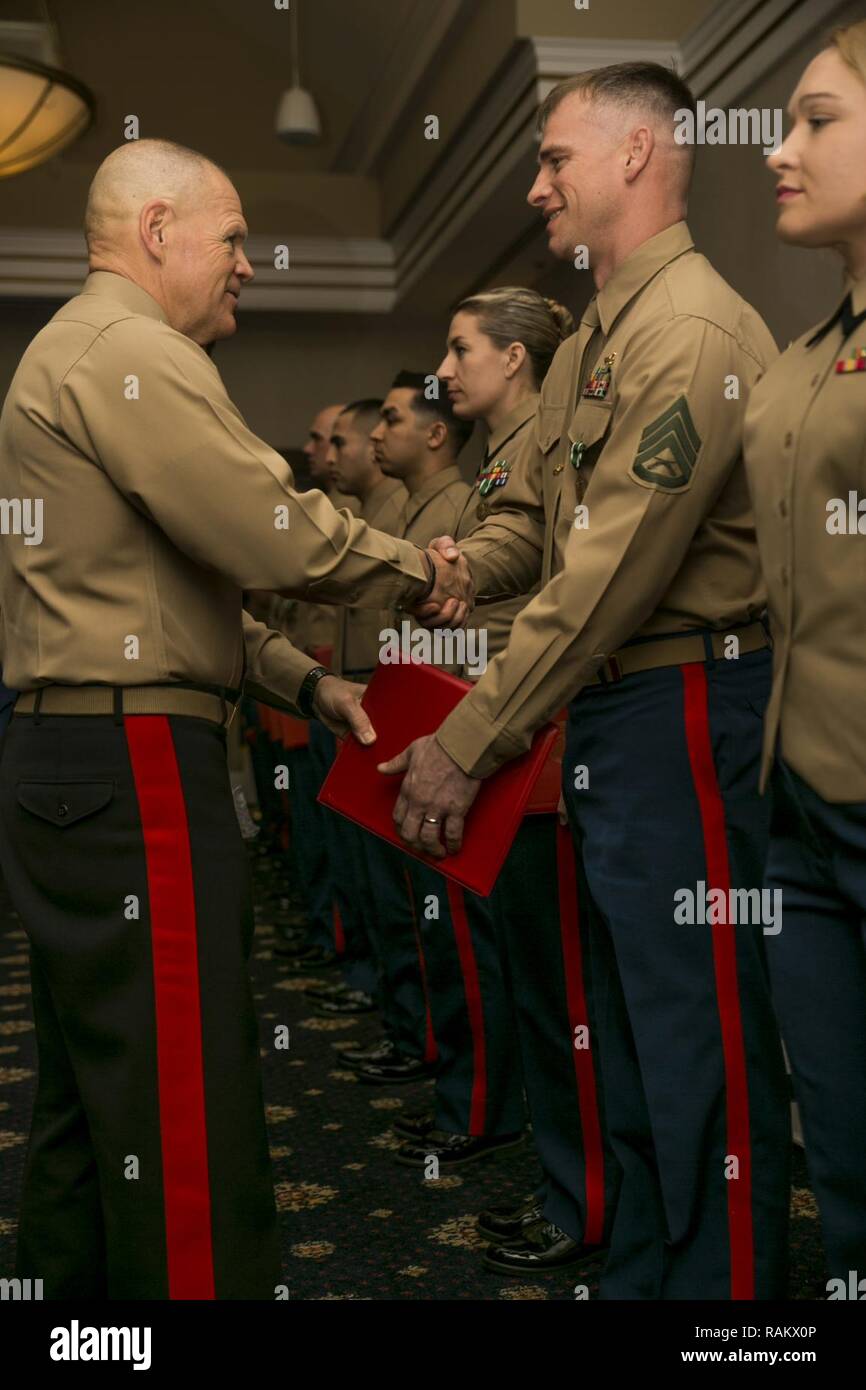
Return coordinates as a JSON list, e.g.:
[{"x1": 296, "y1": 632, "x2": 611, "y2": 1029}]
[
  {"x1": 537, "y1": 61, "x2": 697, "y2": 133},
  {"x1": 537, "y1": 62, "x2": 697, "y2": 194}
]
